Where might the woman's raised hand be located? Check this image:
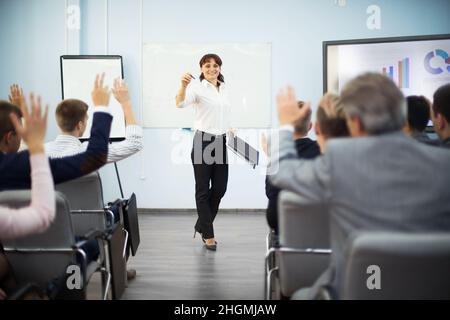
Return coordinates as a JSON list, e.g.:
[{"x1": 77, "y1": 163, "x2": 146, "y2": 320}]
[{"x1": 181, "y1": 73, "x2": 194, "y2": 88}]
